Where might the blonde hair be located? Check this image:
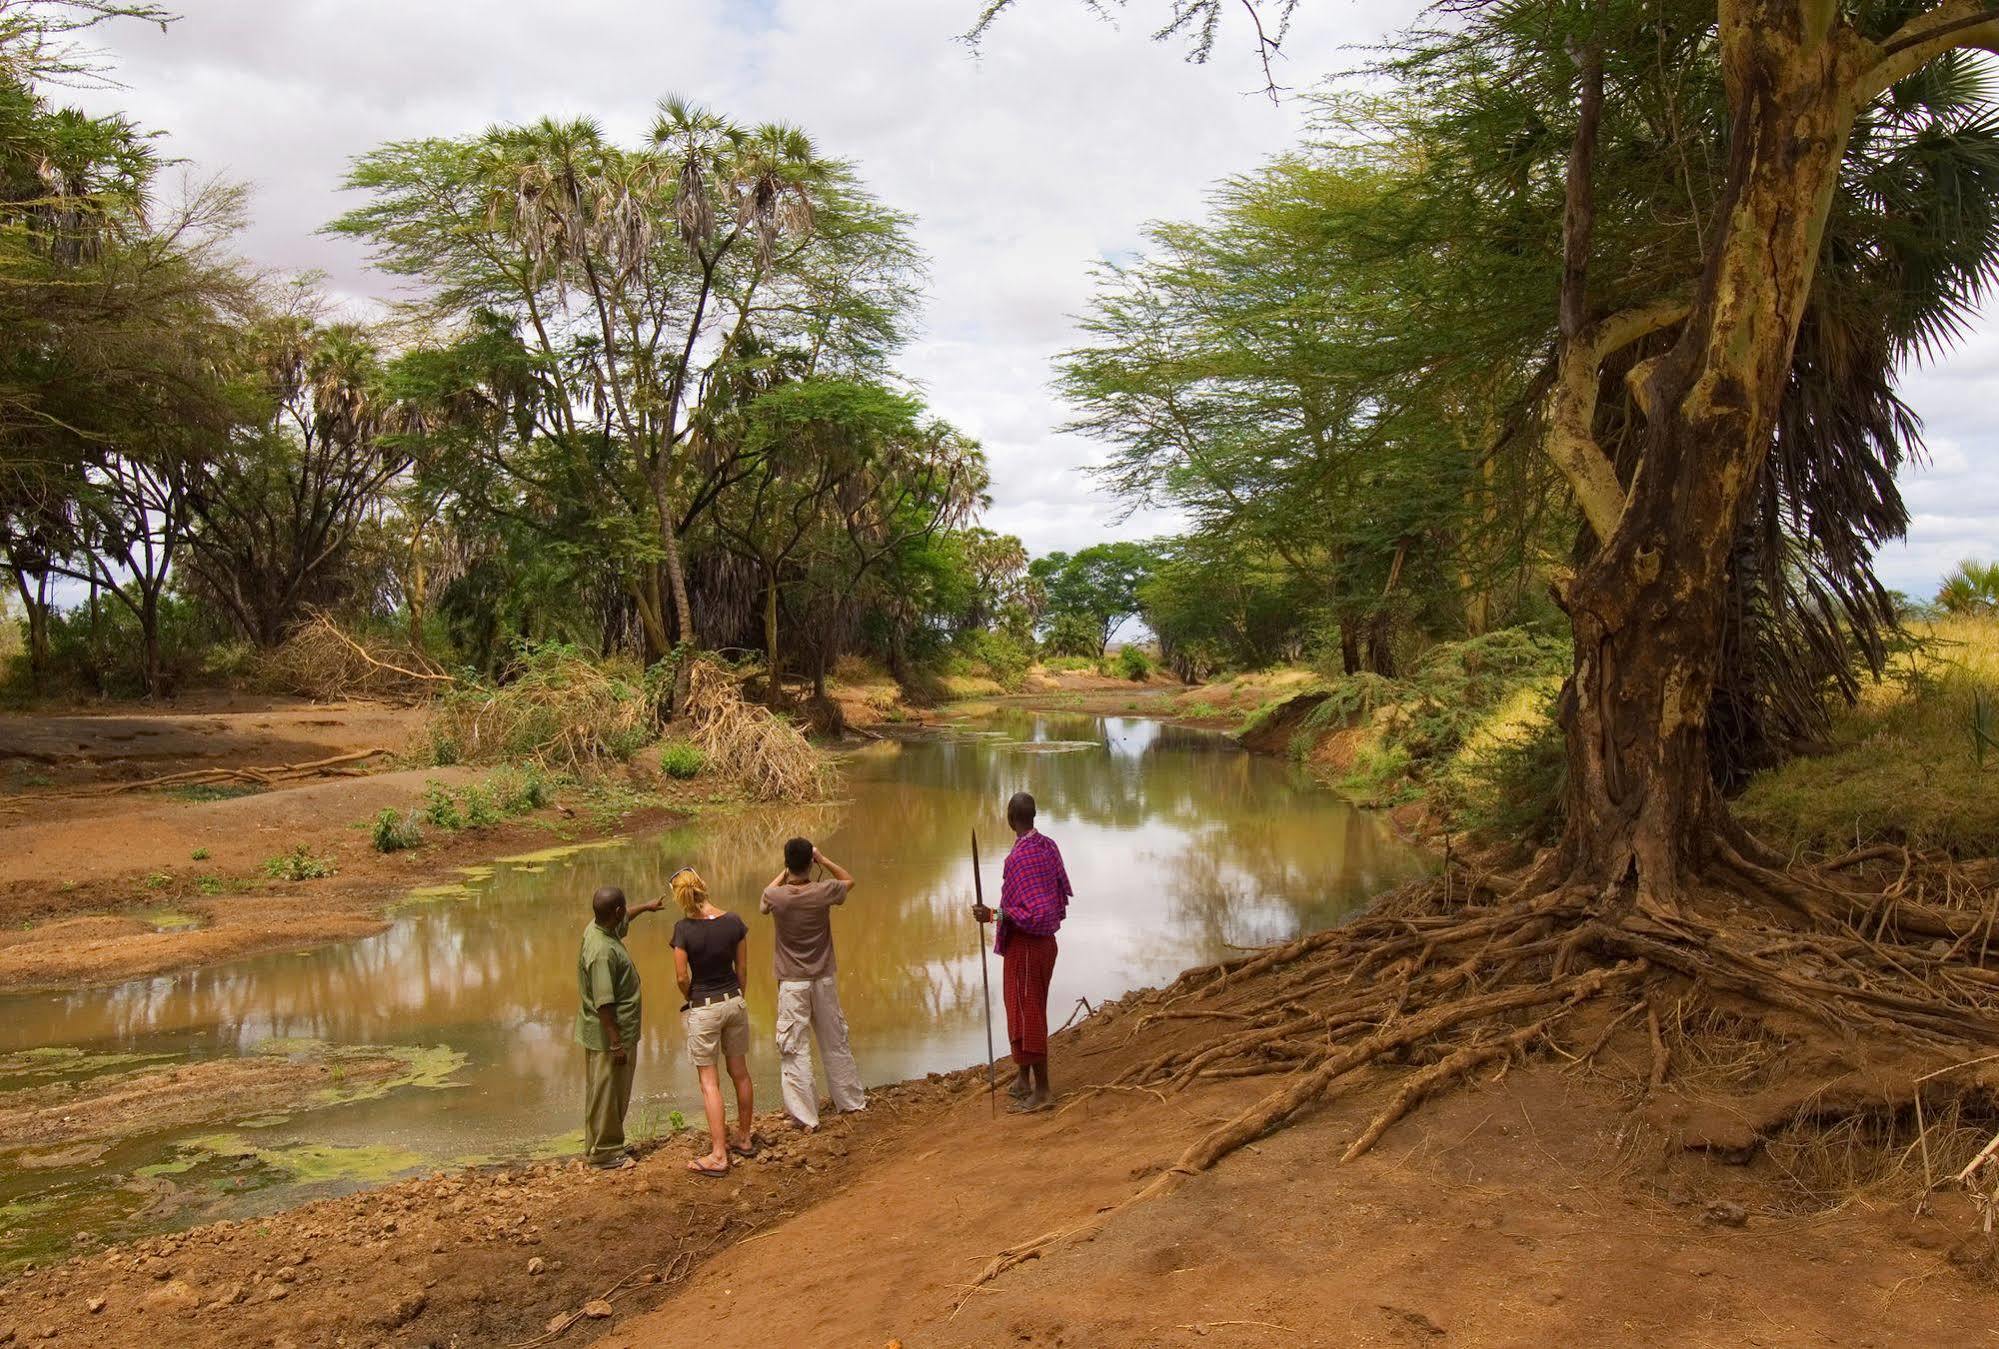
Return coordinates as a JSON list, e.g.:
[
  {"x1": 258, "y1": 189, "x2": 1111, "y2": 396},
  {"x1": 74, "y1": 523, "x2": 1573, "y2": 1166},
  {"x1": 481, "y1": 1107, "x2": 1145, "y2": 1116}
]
[{"x1": 669, "y1": 867, "x2": 708, "y2": 919}]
